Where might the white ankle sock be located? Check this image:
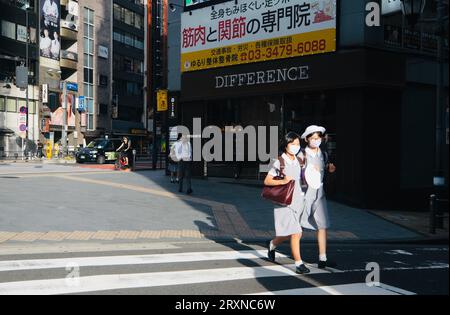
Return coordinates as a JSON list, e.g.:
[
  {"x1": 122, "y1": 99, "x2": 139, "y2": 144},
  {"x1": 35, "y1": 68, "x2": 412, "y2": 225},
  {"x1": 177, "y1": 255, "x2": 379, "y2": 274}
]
[
  {"x1": 269, "y1": 241, "x2": 276, "y2": 251},
  {"x1": 319, "y1": 254, "x2": 327, "y2": 262},
  {"x1": 295, "y1": 260, "x2": 304, "y2": 267}
]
